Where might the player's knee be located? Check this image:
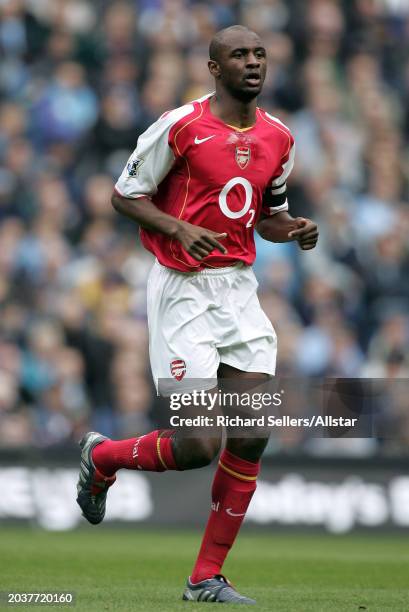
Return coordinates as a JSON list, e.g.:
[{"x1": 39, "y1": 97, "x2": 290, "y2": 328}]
[
  {"x1": 226, "y1": 437, "x2": 269, "y2": 462},
  {"x1": 195, "y1": 437, "x2": 222, "y2": 467},
  {"x1": 179, "y1": 437, "x2": 221, "y2": 469}
]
